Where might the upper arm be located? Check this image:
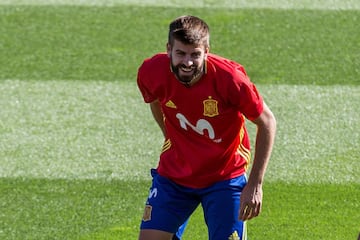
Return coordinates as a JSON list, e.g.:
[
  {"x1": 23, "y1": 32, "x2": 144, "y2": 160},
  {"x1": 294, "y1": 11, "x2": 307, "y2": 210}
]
[
  {"x1": 150, "y1": 100, "x2": 162, "y2": 118},
  {"x1": 251, "y1": 102, "x2": 276, "y2": 129},
  {"x1": 149, "y1": 100, "x2": 166, "y2": 137}
]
